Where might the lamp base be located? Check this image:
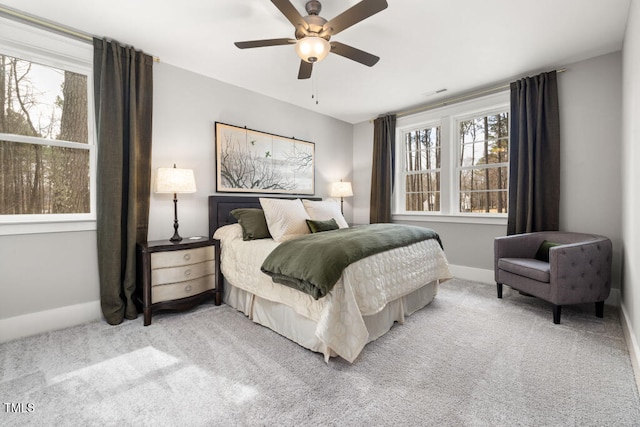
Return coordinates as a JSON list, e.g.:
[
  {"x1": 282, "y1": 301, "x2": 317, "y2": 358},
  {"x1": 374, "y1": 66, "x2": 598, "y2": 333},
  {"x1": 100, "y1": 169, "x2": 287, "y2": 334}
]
[{"x1": 170, "y1": 194, "x2": 182, "y2": 242}]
